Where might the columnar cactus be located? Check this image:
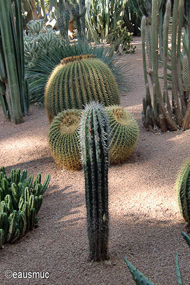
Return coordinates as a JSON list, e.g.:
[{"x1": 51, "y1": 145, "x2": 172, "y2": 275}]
[
  {"x1": 176, "y1": 159, "x2": 190, "y2": 226},
  {"x1": 48, "y1": 109, "x2": 82, "y2": 170},
  {"x1": 0, "y1": 167, "x2": 50, "y2": 248},
  {"x1": 45, "y1": 54, "x2": 120, "y2": 122},
  {"x1": 79, "y1": 101, "x2": 109, "y2": 261},
  {"x1": 105, "y1": 106, "x2": 139, "y2": 164}
]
